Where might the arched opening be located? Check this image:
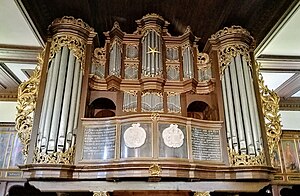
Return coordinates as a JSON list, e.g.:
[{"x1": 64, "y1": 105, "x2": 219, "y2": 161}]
[
  {"x1": 187, "y1": 101, "x2": 214, "y2": 120},
  {"x1": 89, "y1": 98, "x2": 116, "y2": 118}
]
